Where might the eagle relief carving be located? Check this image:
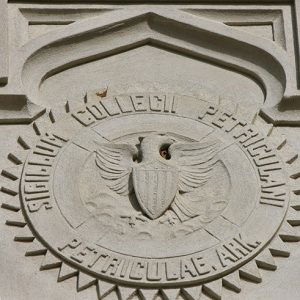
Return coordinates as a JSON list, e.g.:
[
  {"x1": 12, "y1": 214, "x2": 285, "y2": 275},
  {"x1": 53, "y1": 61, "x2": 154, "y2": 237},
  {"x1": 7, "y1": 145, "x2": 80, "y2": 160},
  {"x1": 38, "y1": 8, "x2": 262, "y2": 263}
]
[{"x1": 95, "y1": 133, "x2": 222, "y2": 228}]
